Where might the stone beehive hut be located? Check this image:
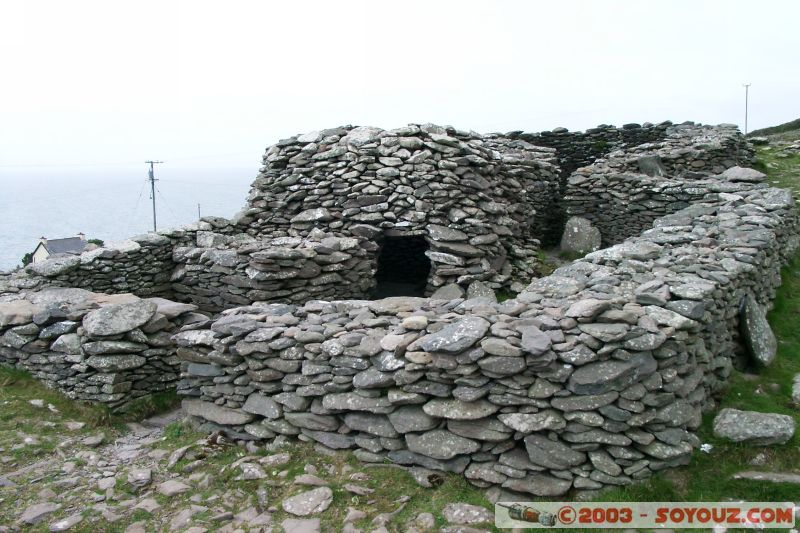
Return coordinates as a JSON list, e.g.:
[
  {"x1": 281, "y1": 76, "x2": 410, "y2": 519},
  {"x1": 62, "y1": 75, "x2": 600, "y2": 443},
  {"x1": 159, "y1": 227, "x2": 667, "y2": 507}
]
[
  {"x1": 4, "y1": 119, "x2": 797, "y2": 500},
  {"x1": 235, "y1": 124, "x2": 560, "y2": 297}
]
